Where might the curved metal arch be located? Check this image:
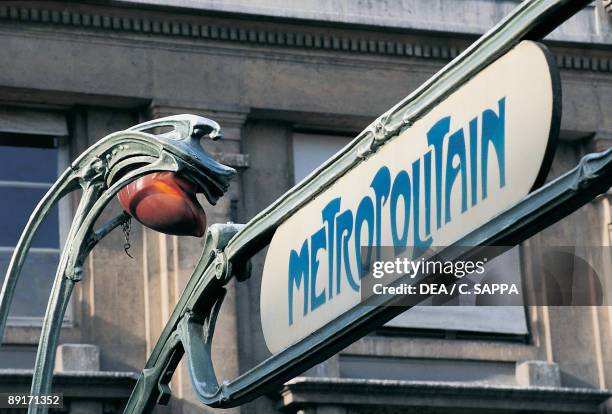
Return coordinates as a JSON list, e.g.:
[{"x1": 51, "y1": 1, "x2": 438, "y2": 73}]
[
  {"x1": 0, "y1": 168, "x2": 79, "y2": 340},
  {"x1": 122, "y1": 222, "x2": 245, "y2": 412},
  {"x1": 0, "y1": 114, "x2": 236, "y2": 414}
]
